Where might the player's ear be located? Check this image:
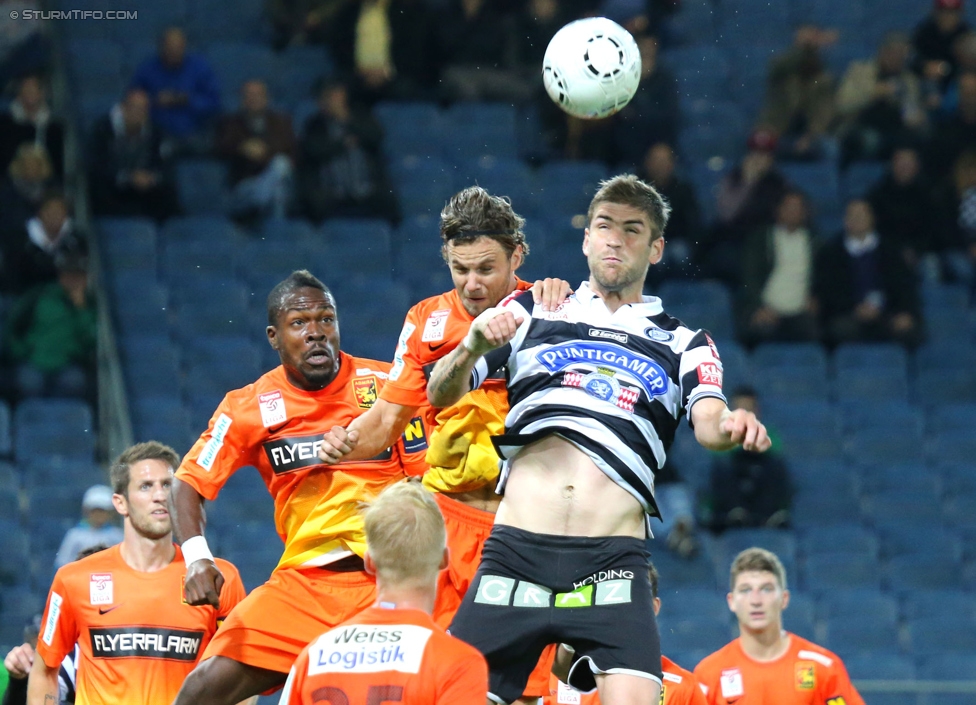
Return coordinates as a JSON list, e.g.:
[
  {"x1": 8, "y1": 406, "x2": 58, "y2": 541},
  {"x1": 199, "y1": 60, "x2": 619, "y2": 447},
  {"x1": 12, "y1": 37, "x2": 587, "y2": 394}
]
[
  {"x1": 582, "y1": 228, "x2": 591, "y2": 257},
  {"x1": 440, "y1": 547, "x2": 450, "y2": 571},
  {"x1": 267, "y1": 325, "x2": 279, "y2": 350},
  {"x1": 649, "y1": 235, "x2": 665, "y2": 265},
  {"x1": 510, "y1": 245, "x2": 524, "y2": 272},
  {"x1": 726, "y1": 591, "x2": 735, "y2": 612},
  {"x1": 780, "y1": 588, "x2": 790, "y2": 611},
  {"x1": 363, "y1": 551, "x2": 377, "y2": 577},
  {"x1": 112, "y1": 492, "x2": 127, "y2": 517}
]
